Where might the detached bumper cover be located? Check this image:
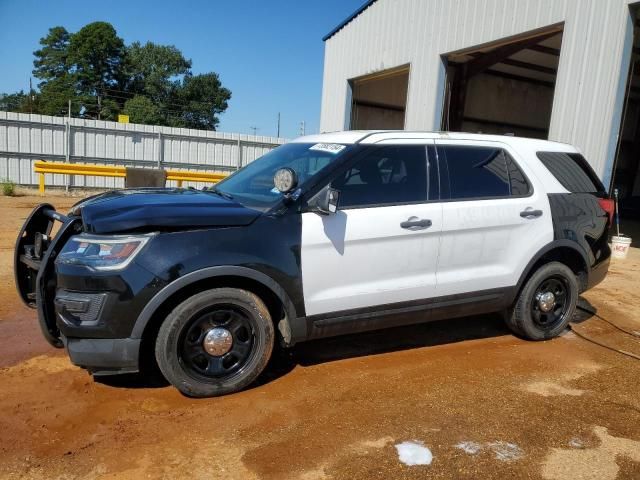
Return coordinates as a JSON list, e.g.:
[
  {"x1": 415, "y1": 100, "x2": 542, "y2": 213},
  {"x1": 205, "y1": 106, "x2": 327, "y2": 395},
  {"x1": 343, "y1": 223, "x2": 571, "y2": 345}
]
[{"x1": 65, "y1": 337, "x2": 140, "y2": 375}]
